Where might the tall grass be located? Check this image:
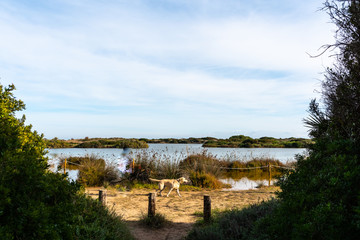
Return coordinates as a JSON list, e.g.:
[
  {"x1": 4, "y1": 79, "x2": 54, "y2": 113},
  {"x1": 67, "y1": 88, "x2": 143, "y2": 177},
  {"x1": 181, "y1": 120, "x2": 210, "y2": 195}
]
[
  {"x1": 127, "y1": 149, "x2": 292, "y2": 189},
  {"x1": 58, "y1": 154, "x2": 121, "y2": 187},
  {"x1": 179, "y1": 151, "x2": 224, "y2": 178},
  {"x1": 179, "y1": 151, "x2": 229, "y2": 189},
  {"x1": 130, "y1": 149, "x2": 185, "y2": 180},
  {"x1": 56, "y1": 150, "x2": 292, "y2": 189}
]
